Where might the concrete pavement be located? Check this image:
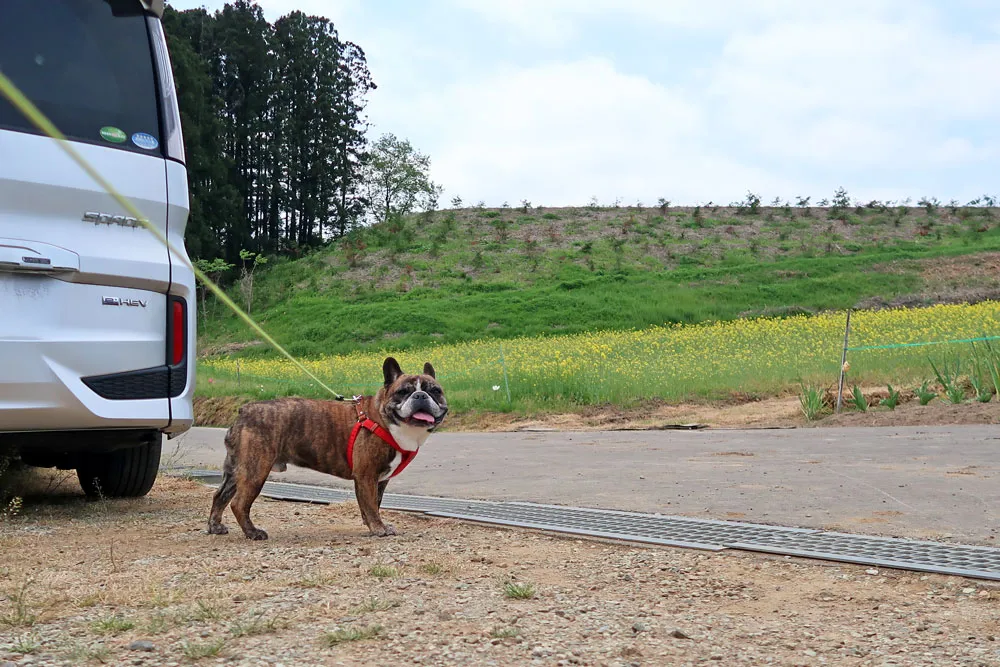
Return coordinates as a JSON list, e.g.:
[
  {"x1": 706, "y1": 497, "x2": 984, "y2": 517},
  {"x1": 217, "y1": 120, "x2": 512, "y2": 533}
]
[{"x1": 166, "y1": 425, "x2": 1000, "y2": 545}]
